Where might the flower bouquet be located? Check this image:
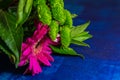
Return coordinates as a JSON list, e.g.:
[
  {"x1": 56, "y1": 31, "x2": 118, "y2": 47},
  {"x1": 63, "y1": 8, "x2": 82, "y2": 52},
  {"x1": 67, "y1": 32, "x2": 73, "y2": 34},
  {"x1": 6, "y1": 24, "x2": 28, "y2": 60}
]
[{"x1": 0, "y1": 0, "x2": 92, "y2": 75}]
